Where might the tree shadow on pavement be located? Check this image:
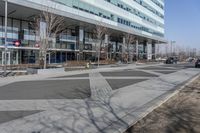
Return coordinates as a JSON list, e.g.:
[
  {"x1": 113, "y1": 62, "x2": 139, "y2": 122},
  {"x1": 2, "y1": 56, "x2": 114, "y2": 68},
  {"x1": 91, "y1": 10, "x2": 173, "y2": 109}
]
[
  {"x1": 2, "y1": 76, "x2": 200, "y2": 133},
  {"x1": 1, "y1": 86, "x2": 139, "y2": 133}
]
